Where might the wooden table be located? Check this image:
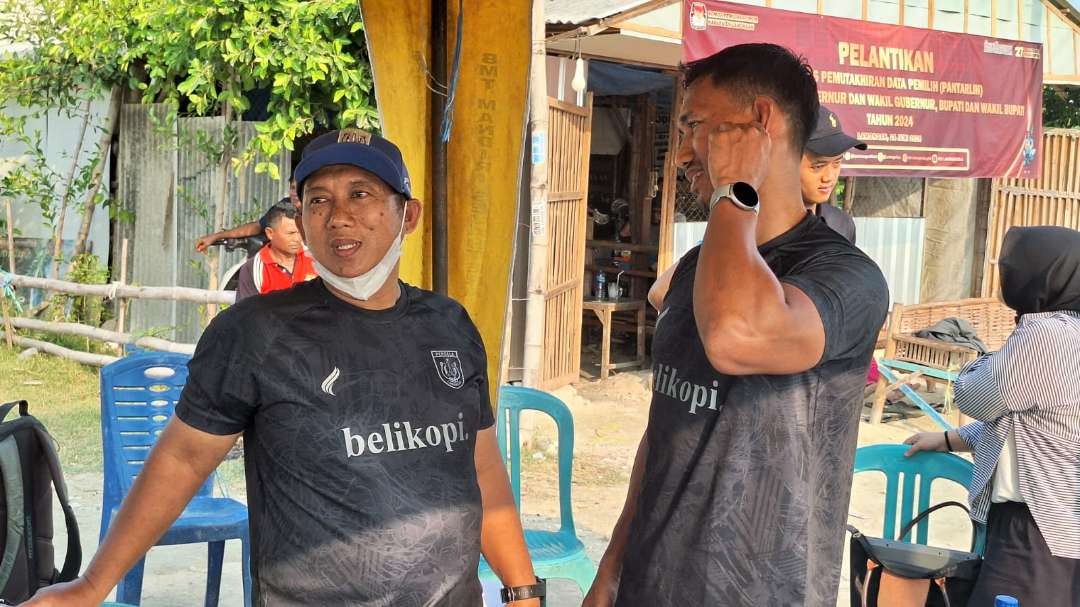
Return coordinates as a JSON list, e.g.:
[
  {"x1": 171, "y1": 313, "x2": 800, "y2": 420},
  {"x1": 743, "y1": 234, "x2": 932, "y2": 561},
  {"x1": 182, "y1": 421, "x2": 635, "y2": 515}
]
[{"x1": 582, "y1": 299, "x2": 647, "y2": 380}]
